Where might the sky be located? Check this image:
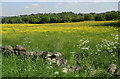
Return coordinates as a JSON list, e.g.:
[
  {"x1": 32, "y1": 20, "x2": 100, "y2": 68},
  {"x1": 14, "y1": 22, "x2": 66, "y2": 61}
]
[
  {"x1": 1, "y1": 0, "x2": 120, "y2": 2},
  {"x1": 1, "y1": 1, "x2": 119, "y2": 16}
]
